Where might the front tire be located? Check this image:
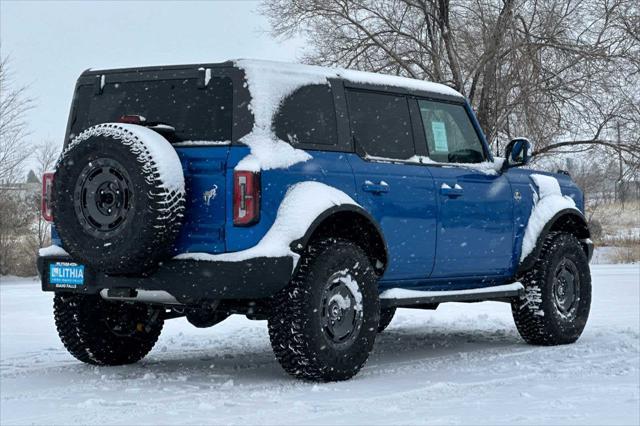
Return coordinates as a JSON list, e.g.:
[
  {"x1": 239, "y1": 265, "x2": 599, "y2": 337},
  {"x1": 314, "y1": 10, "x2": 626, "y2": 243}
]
[
  {"x1": 54, "y1": 293, "x2": 164, "y2": 365},
  {"x1": 512, "y1": 232, "x2": 591, "y2": 345},
  {"x1": 268, "y1": 239, "x2": 380, "y2": 382},
  {"x1": 378, "y1": 307, "x2": 396, "y2": 333}
]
